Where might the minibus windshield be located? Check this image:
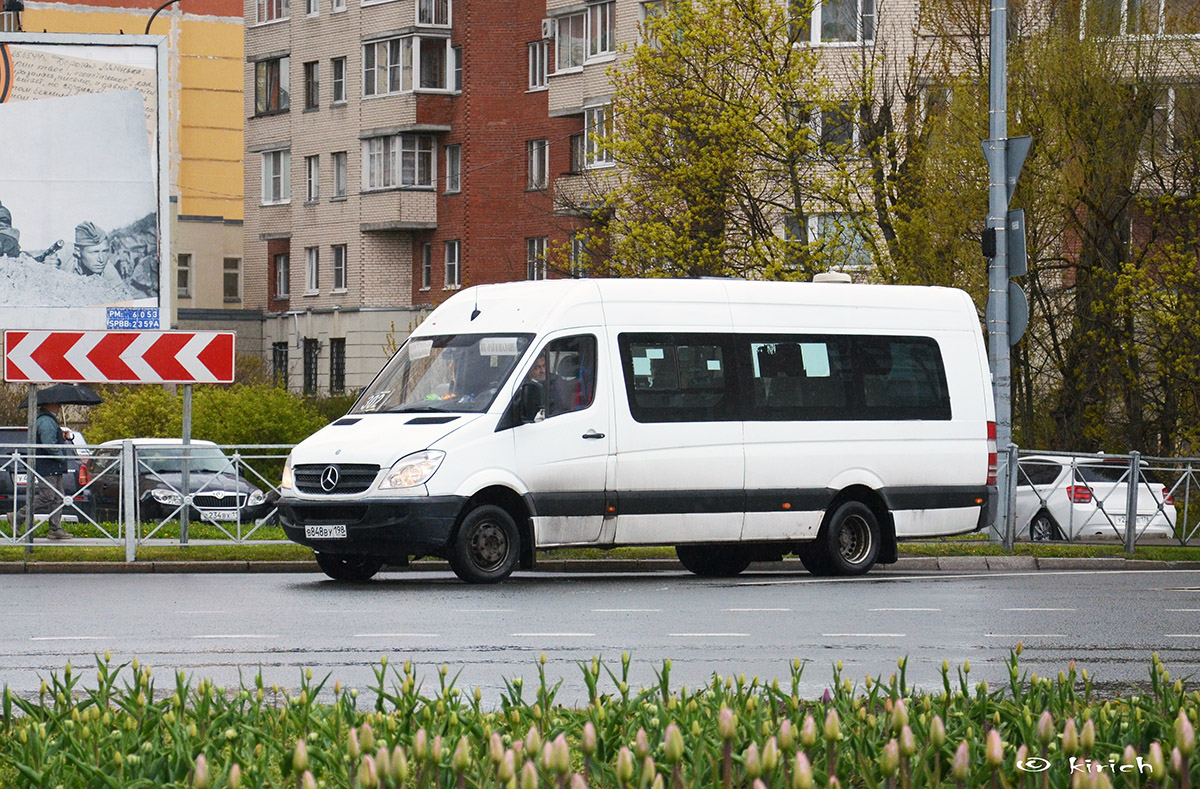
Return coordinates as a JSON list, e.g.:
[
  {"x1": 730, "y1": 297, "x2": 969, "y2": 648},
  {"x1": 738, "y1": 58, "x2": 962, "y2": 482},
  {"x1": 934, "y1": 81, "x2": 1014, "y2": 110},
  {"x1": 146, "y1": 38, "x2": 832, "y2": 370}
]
[{"x1": 351, "y1": 334, "x2": 534, "y2": 414}]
